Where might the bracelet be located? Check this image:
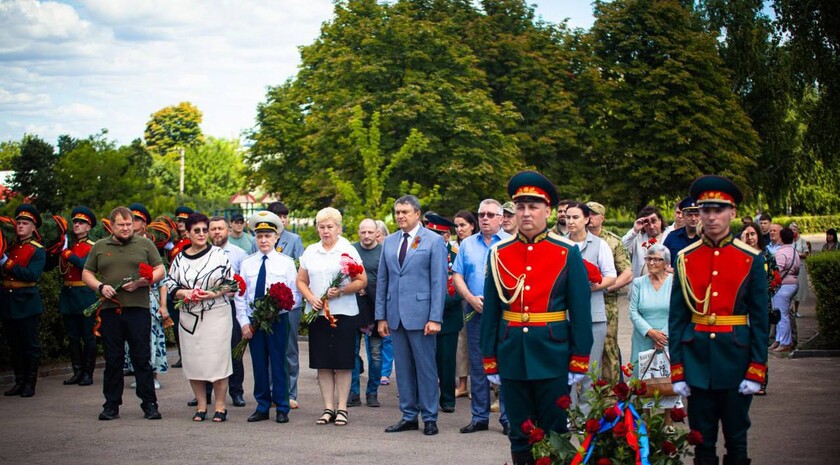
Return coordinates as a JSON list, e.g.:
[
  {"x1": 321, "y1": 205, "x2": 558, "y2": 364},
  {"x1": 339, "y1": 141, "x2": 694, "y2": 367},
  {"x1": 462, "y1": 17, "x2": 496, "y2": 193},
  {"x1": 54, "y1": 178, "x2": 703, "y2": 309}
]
[{"x1": 98, "y1": 283, "x2": 105, "y2": 294}]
